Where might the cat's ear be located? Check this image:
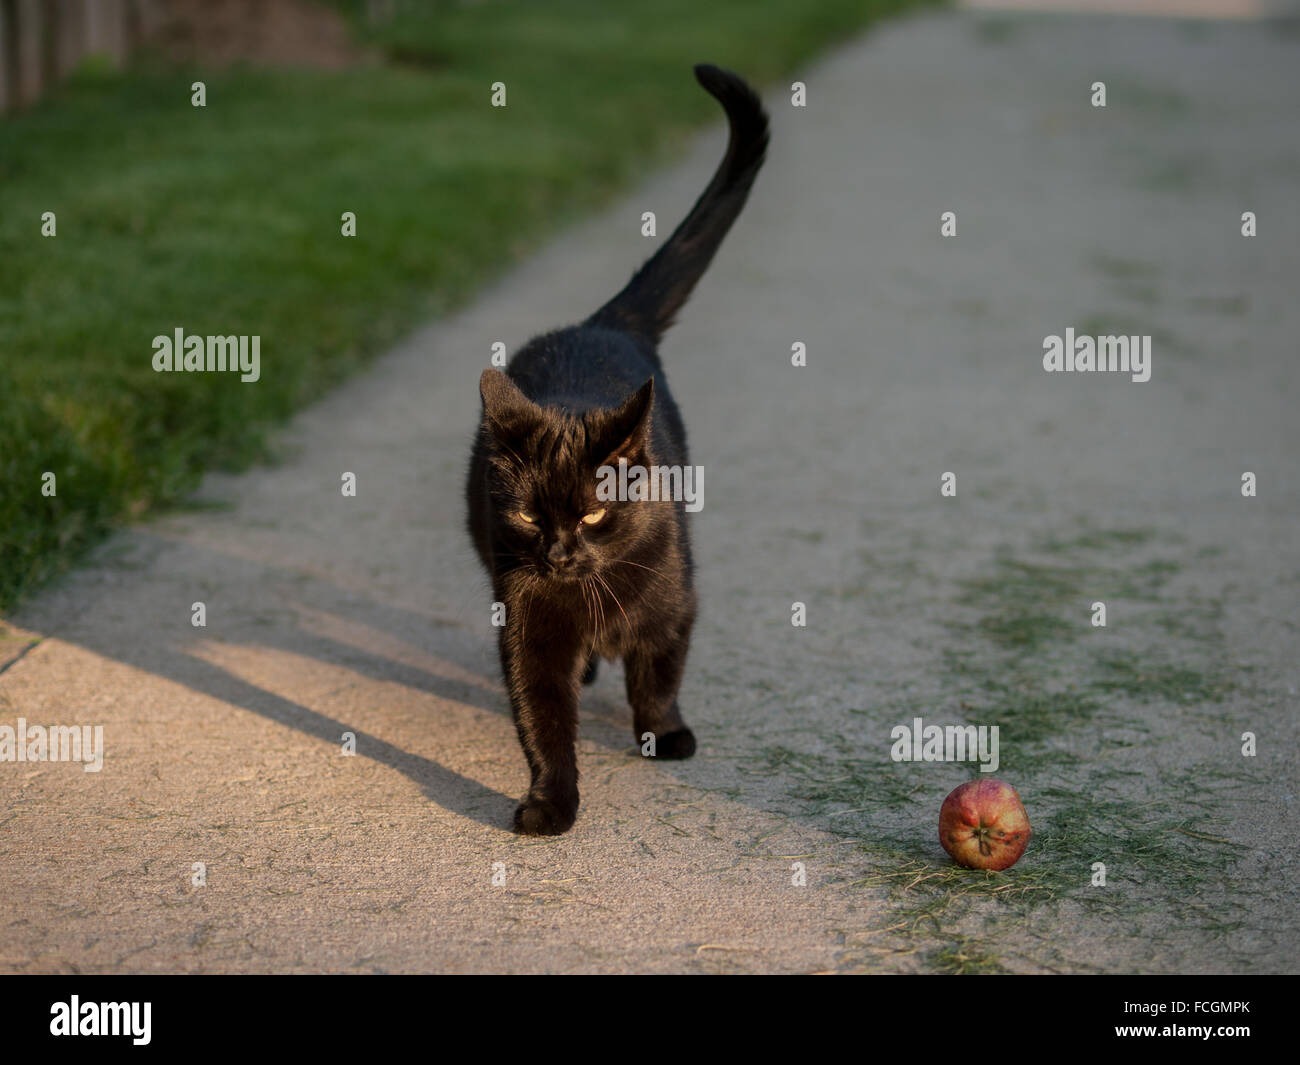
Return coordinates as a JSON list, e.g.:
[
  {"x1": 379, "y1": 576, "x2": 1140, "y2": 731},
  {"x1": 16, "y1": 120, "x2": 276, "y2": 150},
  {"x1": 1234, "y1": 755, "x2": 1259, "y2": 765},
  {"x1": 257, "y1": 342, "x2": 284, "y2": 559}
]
[
  {"x1": 596, "y1": 377, "x2": 655, "y2": 463},
  {"x1": 479, "y1": 369, "x2": 537, "y2": 440}
]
